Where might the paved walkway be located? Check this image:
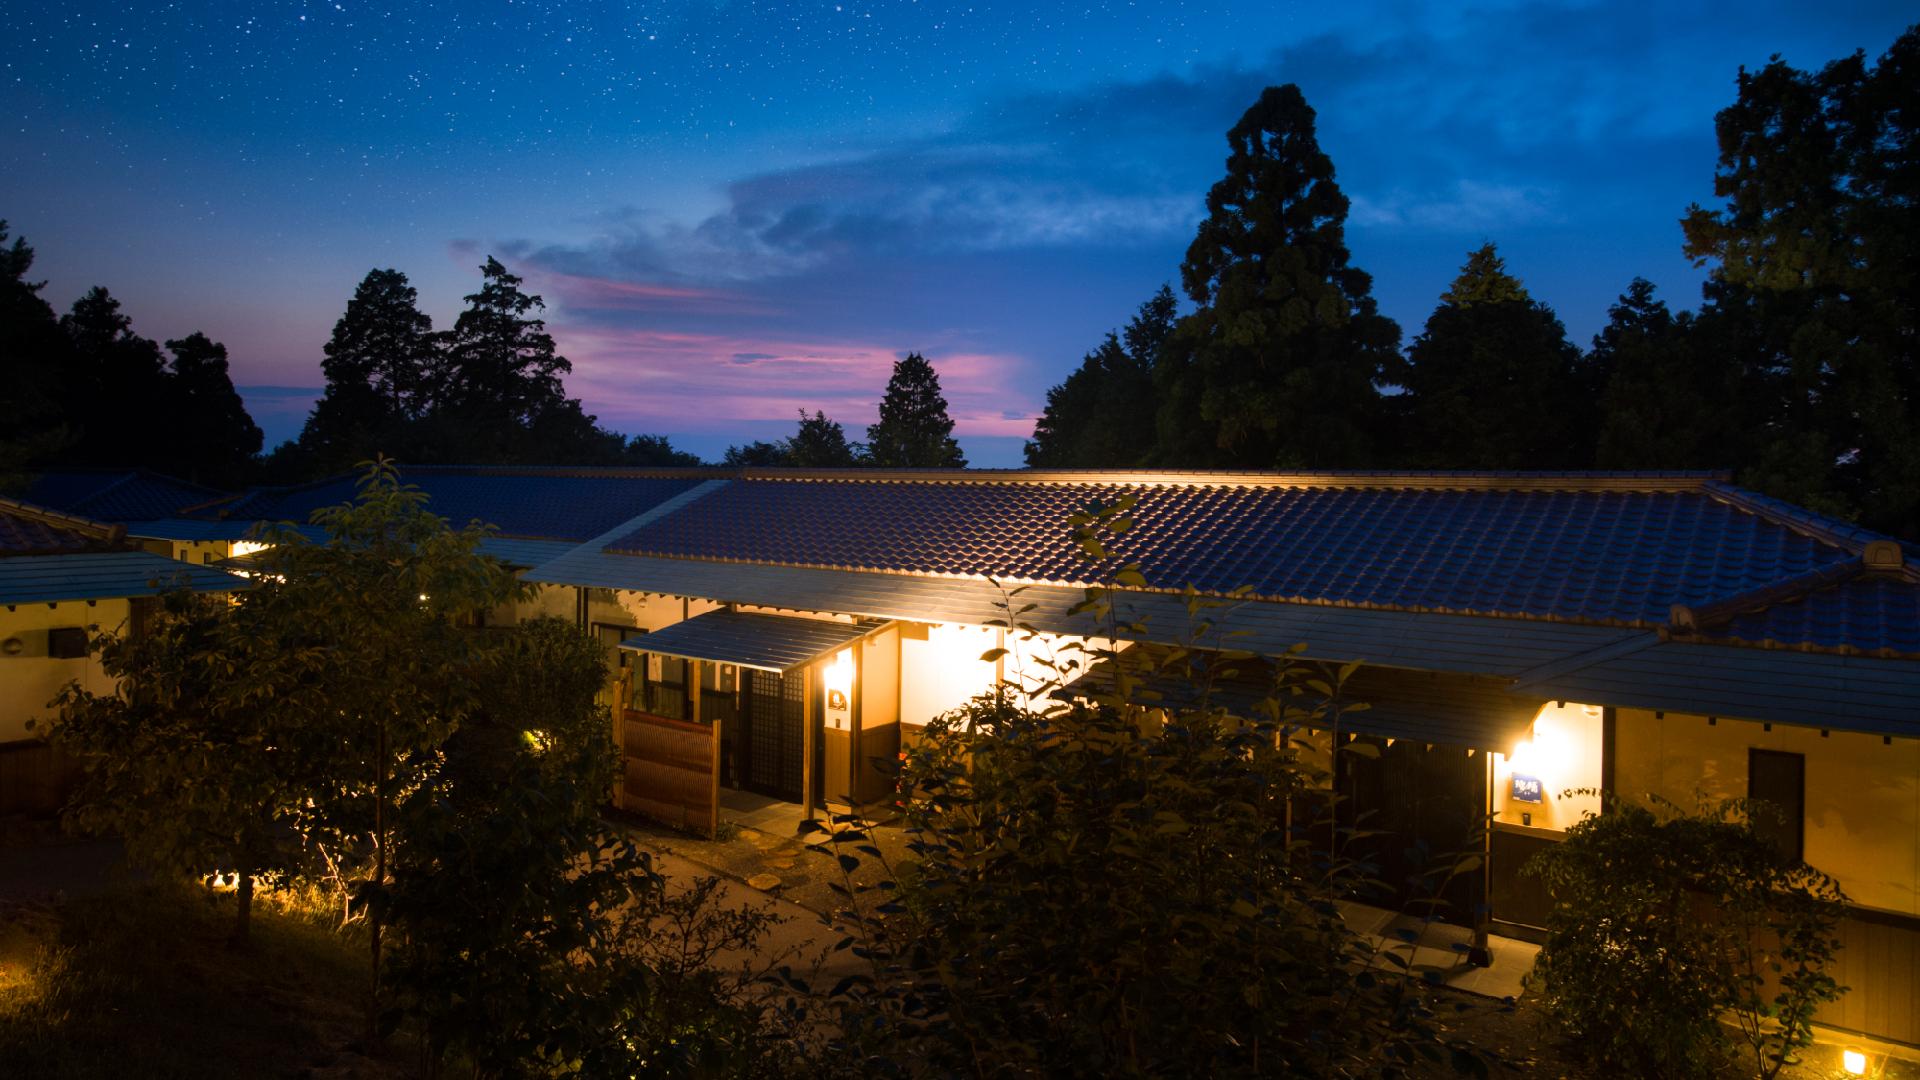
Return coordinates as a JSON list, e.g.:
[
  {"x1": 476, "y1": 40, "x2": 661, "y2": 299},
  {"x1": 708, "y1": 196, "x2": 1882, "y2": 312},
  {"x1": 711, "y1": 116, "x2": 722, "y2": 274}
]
[{"x1": 1338, "y1": 900, "x2": 1539, "y2": 1000}]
